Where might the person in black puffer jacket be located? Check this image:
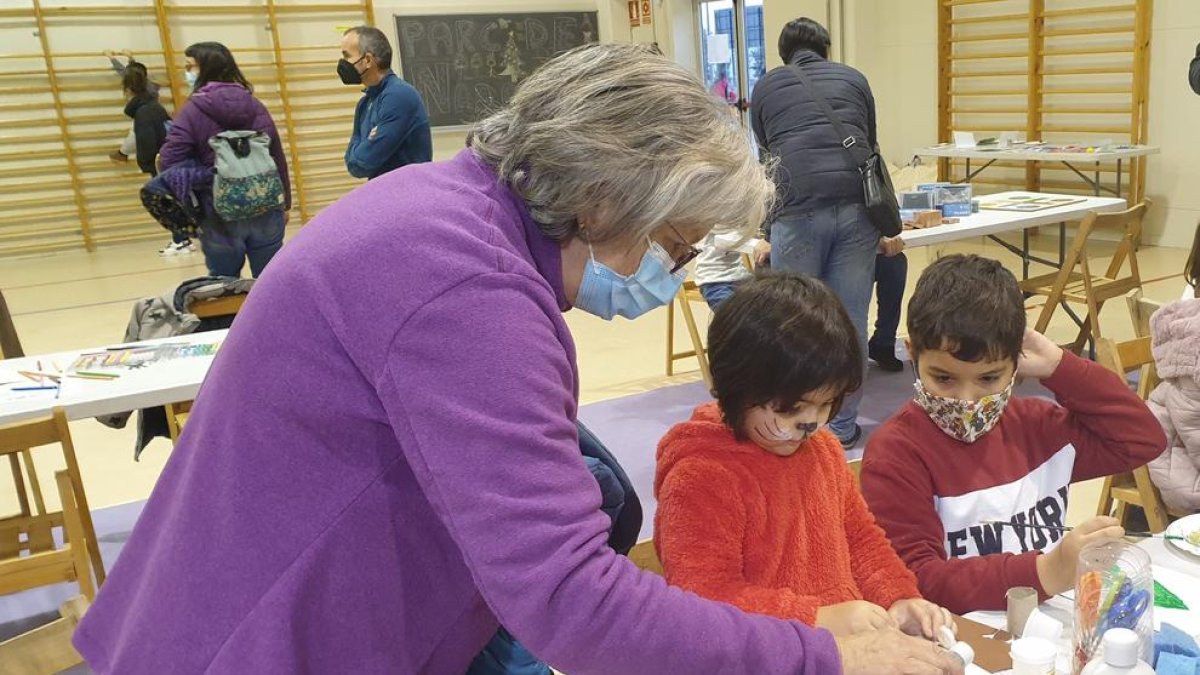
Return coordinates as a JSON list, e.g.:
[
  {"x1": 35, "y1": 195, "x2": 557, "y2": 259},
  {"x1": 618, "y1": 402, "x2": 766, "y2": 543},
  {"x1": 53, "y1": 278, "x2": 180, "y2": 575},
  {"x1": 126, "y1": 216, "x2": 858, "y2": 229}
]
[
  {"x1": 121, "y1": 65, "x2": 191, "y2": 255},
  {"x1": 751, "y1": 17, "x2": 906, "y2": 449}
]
